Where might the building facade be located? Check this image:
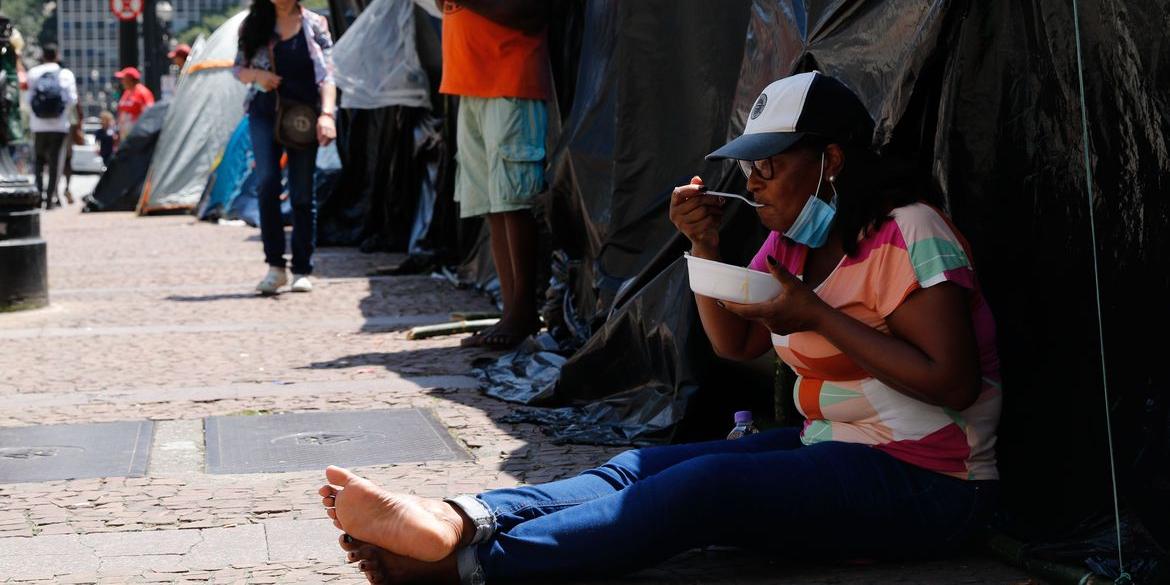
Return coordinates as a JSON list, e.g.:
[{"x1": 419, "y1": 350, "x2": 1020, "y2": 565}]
[{"x1": 57, "y1": 0, "x2": 243, "y2": 116}]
